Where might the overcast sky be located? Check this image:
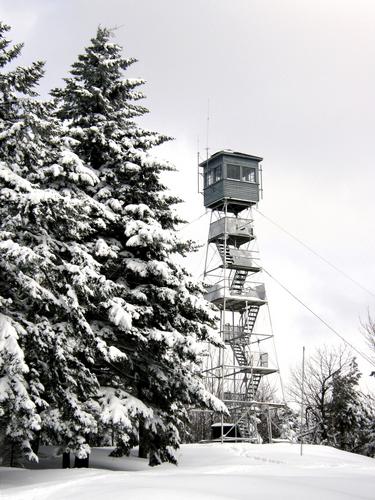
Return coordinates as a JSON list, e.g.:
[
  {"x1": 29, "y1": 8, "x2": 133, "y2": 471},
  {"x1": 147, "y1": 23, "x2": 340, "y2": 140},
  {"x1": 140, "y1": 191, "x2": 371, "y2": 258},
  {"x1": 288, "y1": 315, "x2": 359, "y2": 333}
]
[{"x1": 2, "y1": 0, "x2": 375, "y2": 393}]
